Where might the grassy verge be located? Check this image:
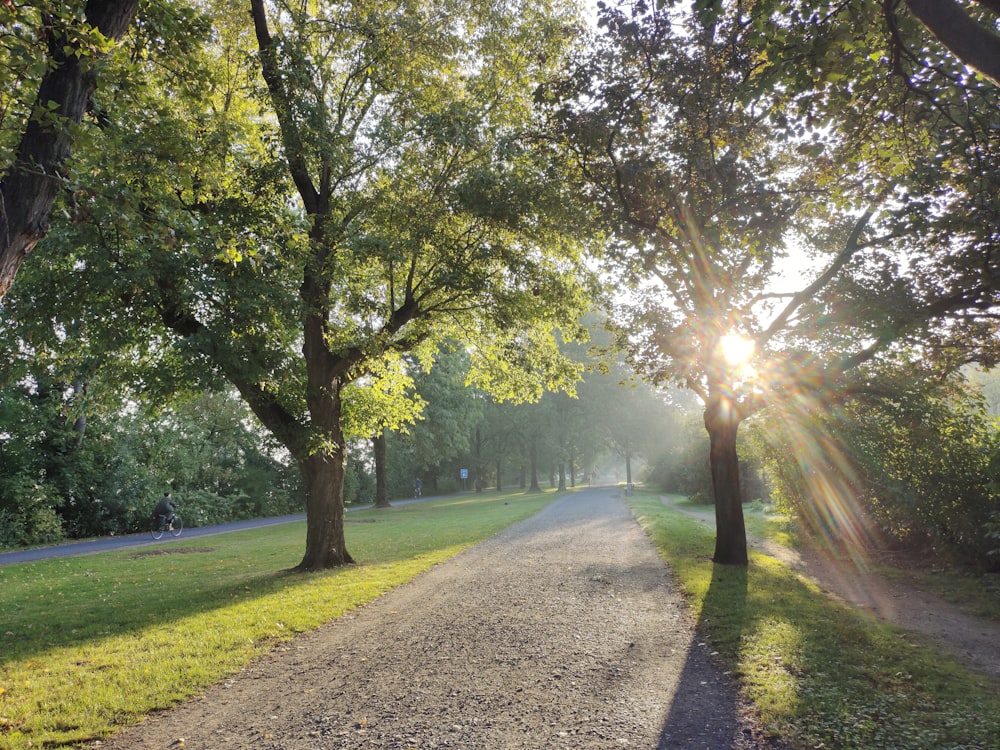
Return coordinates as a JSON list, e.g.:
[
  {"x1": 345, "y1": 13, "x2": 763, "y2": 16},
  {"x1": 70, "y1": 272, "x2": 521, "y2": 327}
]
[
  {"x1": 628, "y1": 492, "x2": 1000, "y2": 750},
  {"x1": 0, "y1": 491, "x2": 557, "y2": 749}
]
